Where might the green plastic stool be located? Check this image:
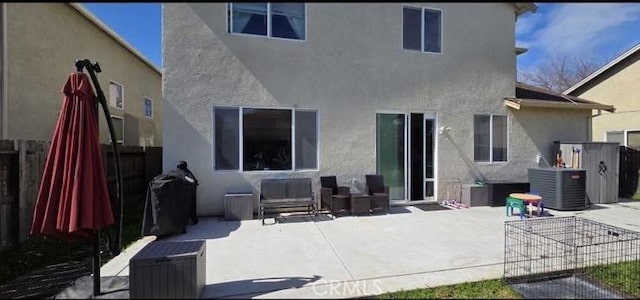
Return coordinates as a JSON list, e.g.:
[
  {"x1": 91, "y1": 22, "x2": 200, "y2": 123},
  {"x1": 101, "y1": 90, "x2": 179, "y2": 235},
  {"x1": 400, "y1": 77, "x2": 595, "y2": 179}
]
[{"x1": 506, "y1": 197, "x2": 525, "y2": 219}]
